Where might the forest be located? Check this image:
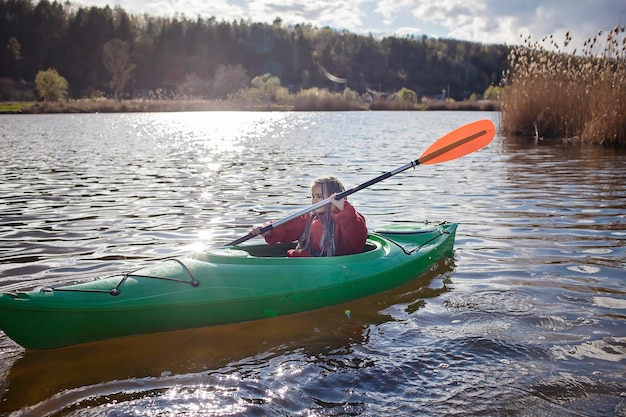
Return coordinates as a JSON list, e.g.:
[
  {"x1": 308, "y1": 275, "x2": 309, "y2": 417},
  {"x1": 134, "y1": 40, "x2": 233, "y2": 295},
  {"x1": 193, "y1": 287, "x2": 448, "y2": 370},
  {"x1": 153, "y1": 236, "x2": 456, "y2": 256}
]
[{"x1": 0, "y1": 0, "x2": 510, "y2": 101}]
